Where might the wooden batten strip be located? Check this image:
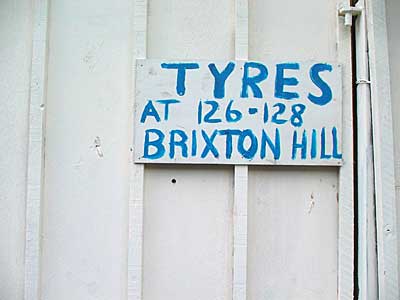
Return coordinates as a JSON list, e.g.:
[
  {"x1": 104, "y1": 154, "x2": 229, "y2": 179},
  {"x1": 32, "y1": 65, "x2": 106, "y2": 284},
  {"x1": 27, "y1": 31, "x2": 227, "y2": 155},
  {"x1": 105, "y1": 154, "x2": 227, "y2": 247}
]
[
  {"x1": 233, "y1": 1, "x2": 249, "y2": 300},
  {"x1": 24, "y1": 0, "x2": 49, "y2": 299},
  {"x1": 128, "y1": 1, "x2": 147, "y2": 300}
]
